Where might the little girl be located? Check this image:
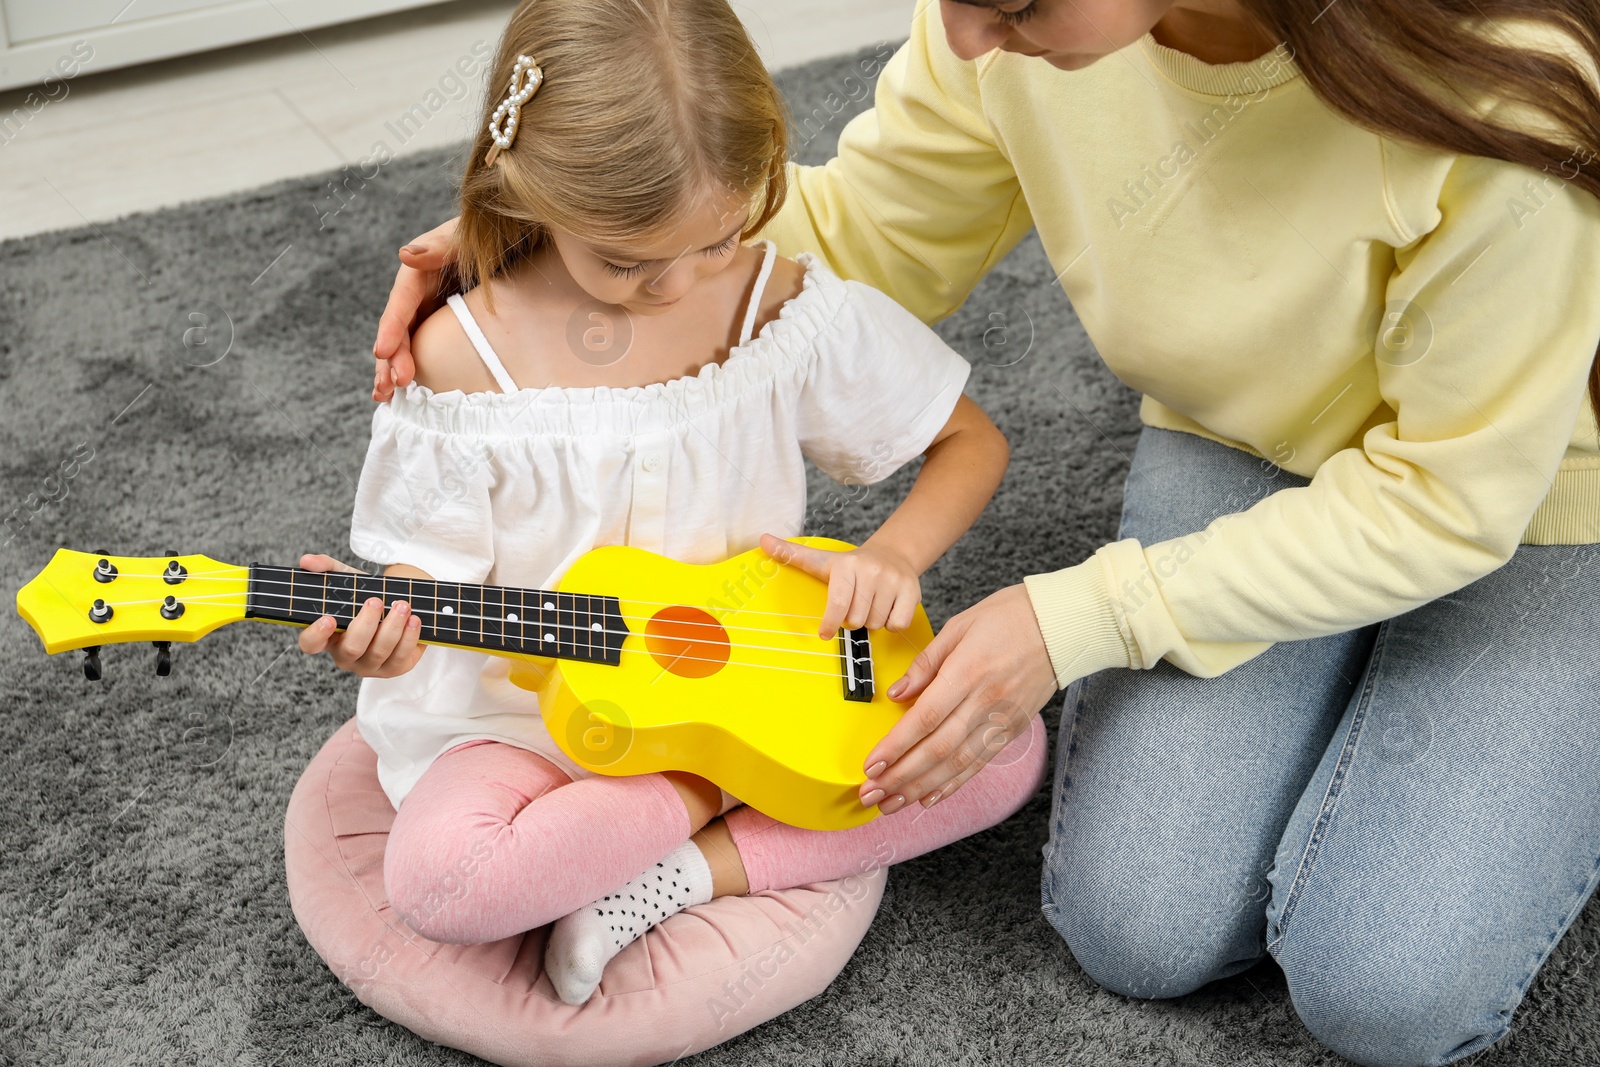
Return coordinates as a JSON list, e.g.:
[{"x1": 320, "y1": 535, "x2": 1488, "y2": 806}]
[{"x1": 297, "y1": 0, "x2": 1047, "y2": 1007}]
